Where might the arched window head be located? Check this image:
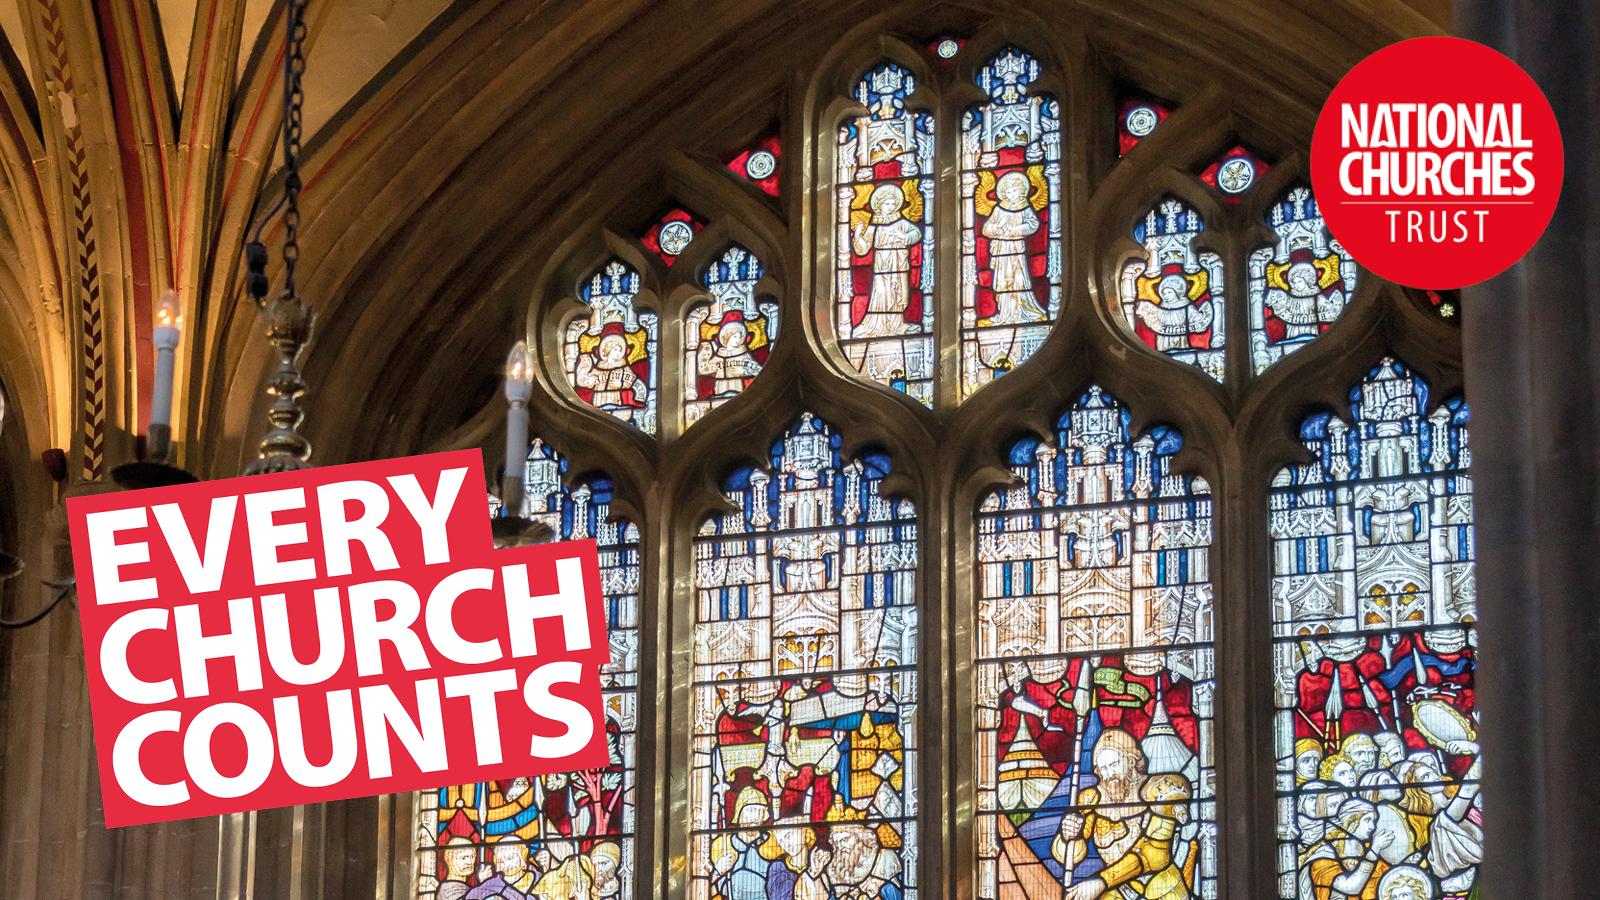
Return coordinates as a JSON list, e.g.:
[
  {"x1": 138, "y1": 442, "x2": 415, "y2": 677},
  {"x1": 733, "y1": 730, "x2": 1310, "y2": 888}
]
[
  {"x1": 835, "y1": 62, "x2": 936, "y2": 406},
  {"x1": 564, "y1": 260, "x2": 659, "y2": 433},
  {"x1": 975, "y1": 386, "x2": 1218, "y2": 898},
  {"x1": 960, "y1": 46, "x2": 1062, "y2": 399},
  {"x1": 1117, "y1": 198, "x2": 1227, "y2": 381},
  {"x1": 684, "y1": 245, "x2": 779, "y2": 427},
  {"x1": 1248, "y1": 187, "x2": 1358, "y2": 374},
  {"x1": 1269, "y1": 359, "x2": 1477, "y2": 899},
  {"x1": 415, "y1": 438, "x2": 641, "y2": 900},
  {"x1": 691, "y1": 413, "x2": 918, "y2": 900}
]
